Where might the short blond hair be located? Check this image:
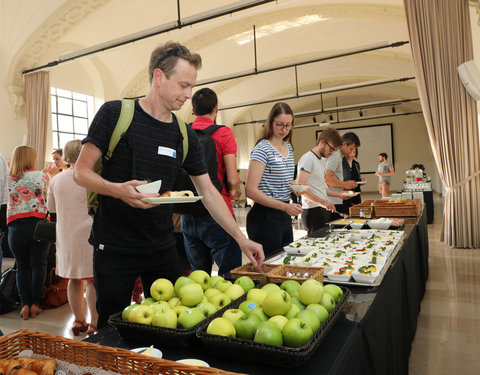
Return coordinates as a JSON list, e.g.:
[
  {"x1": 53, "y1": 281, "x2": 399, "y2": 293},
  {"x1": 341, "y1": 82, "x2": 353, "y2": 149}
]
[
  {"x1": 63, "y1": 140, "x2": 82, "y2": 164},
  {"x1": 9, "y1": 146, "x2": 37, "y2": 177}
]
